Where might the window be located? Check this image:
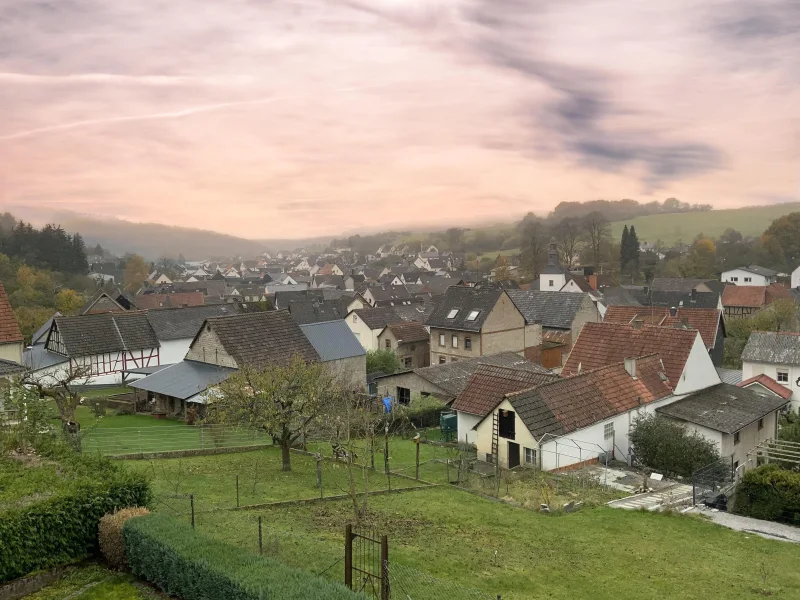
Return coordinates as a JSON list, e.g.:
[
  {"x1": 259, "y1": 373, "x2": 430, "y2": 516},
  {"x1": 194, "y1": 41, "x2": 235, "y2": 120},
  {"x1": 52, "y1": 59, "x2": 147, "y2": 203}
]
[
  {"x1": 731, "y1": 276, "x2": 738, "y2": 282},
  {"x1": 439, "y1": 356, "x2": 446, "y2": 364},
  {"x1": 353, "y1": 315, "x2": 357, "y2": 323},
  {"x1": 439, "y1": 334, "x2": 445, "y2": 347},
  {"x1": 397, "y1": 387, "x2": 411, "y2": 405},
  {"x1": 404, "y1": 357, "x2": 413, "y2": 368},
  {"x1": 452, "y1": 335, "x2": 459, "y2": 348},
  {"x1": 734, "y1": 460, "x2": 739, "y2": 472},
  {"x1": 524, "y1": 447, "x2": 536, "y2": 465},
  {"x1": 548, "y1": 279, "x2": 554, "y2": 287},
  {"x1": 777, "y1": 371, "x2": 789, "y2": 383},
  {"x1": 447, "y1": 309, "x2": 459, "y2": 319},
  {"x1": 733, "y1": 431, "x2": 740, "y2": 445},
  {"x1": 465, "y1": 336, "x2": 472, "y2": 350},
  {"x1": 758, "y1": 418, "x2": 764, "y2": 431},
  {"x1": 466, "y1": 310, "x2": 480, "y2": 321},
  {"x1": 604, "y1": 422, "x2": 614, "y2": 440},
  {"x1": 385, "y1": 339, "x2": 391, "y2": 349},
  {"x1": 744, "y1": 277, "x2": 752, "y2": 283},
  {"x1": 498, "y1": 409, "x2": 515, "y2": 440}
]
